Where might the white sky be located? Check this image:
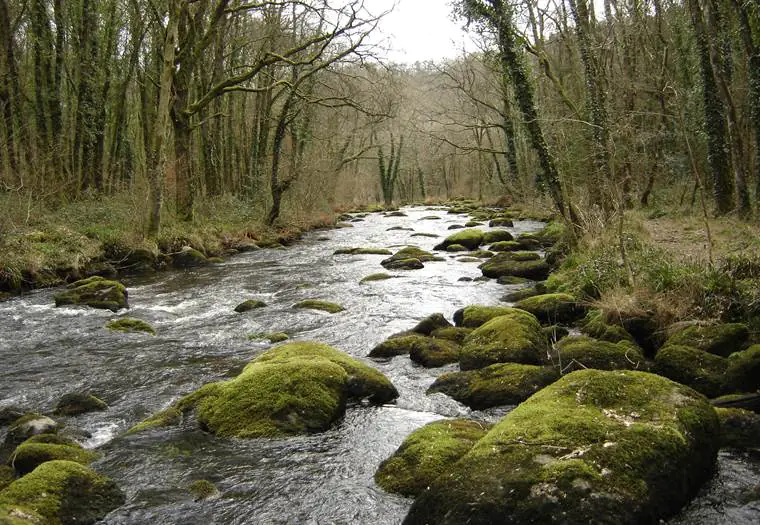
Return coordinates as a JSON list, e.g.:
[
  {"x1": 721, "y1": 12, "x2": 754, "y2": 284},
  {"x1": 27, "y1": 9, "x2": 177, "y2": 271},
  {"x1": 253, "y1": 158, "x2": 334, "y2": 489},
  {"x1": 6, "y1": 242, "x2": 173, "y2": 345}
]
[{"x1": 368, "y1": 0, "x2": 475, "y2": 64}]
